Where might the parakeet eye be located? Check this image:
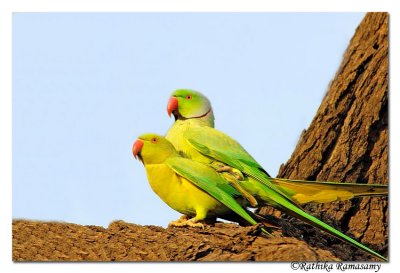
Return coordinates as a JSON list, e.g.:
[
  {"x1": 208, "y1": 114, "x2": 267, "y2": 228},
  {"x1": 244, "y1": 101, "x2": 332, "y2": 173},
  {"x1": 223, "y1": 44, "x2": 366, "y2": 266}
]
[
  {"x1": 186, "y1": 95, "x2": 192, "y2": 100},
  {"x1": 151, "y1": 137, "x2": 158, "y2": 143}
]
